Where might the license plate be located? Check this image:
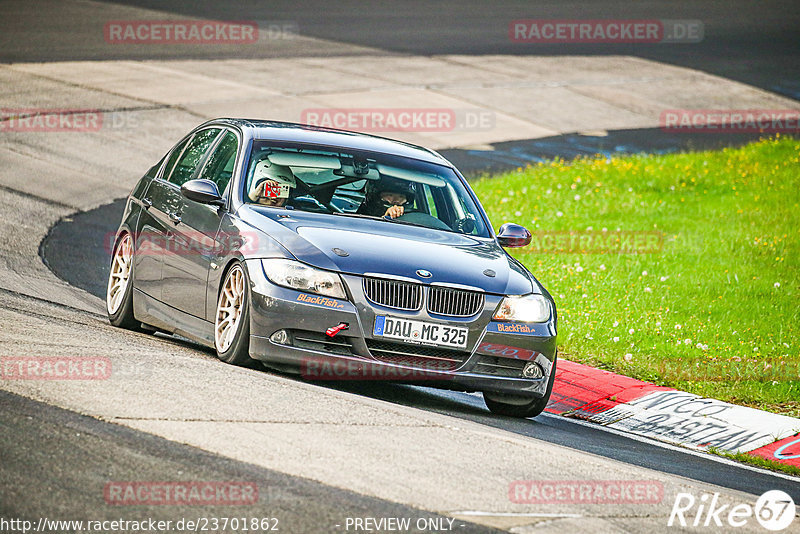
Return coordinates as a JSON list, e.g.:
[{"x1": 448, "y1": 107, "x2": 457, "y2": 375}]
[{"x1": 373, "y1": 316, "x2": 468, "y2": 349}]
